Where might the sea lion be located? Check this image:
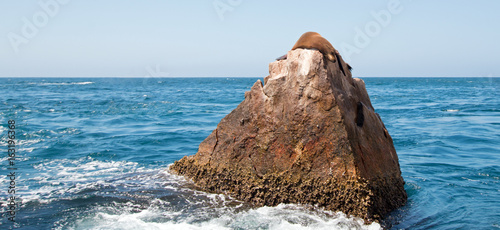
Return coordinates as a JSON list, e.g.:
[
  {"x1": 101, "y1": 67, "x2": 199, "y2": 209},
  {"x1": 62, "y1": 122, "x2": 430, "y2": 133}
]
[
  {"x1": 277, "y1": 32, "x2": 352, "y2": 75},
  {"x1": 293, "y1": 32, "x2": 337, "y2": 62}
]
